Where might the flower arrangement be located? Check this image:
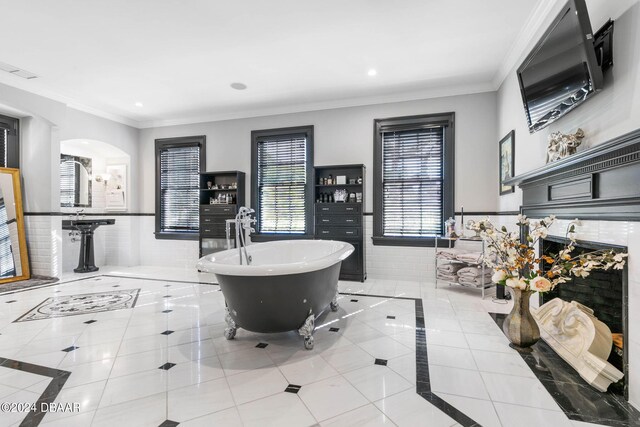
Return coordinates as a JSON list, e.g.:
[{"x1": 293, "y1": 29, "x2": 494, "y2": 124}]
[{"x1": 468, "y1": 214, "x2": 627, "y2": 293}]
